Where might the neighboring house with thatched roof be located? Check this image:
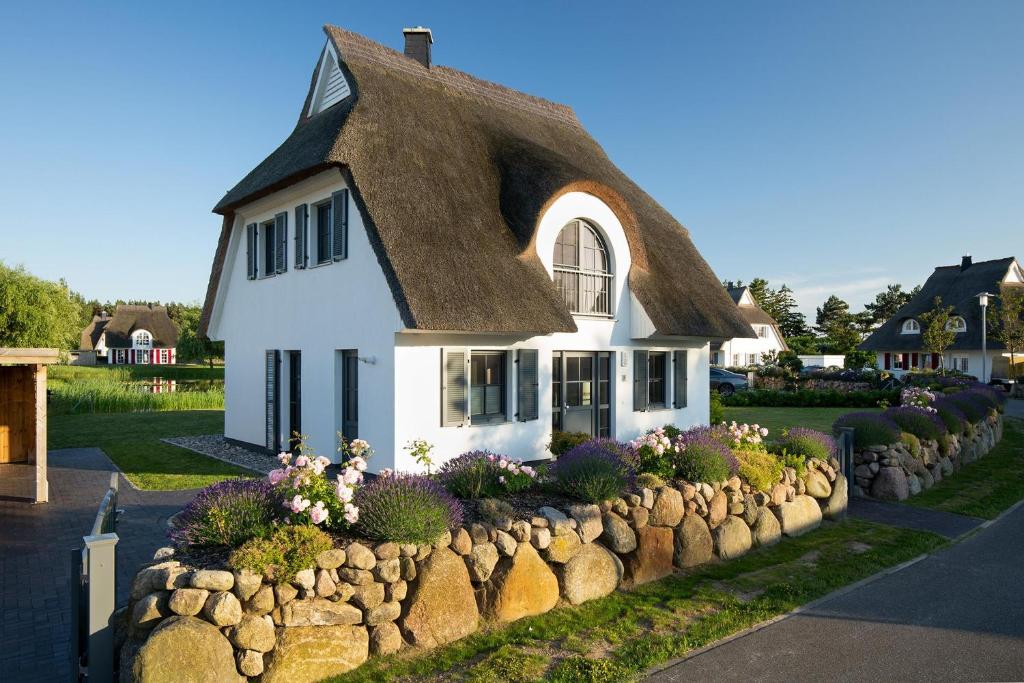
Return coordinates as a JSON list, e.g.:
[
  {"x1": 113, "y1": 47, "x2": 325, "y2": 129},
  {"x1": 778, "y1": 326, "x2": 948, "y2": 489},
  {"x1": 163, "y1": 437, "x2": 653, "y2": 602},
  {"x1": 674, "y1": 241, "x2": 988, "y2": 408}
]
[
  {"x1": 78, "y1": 305, "x2": 179, "y2": 365},
  {"x1": 711, "y1": 286, "x2": 788, "y2": 367},
  {"x1": 860, "y1": 255, "x2": 1023, "y2": 382},
  {"x1": 200, "y1": 25, "x2": 753, "y2": 471}
]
